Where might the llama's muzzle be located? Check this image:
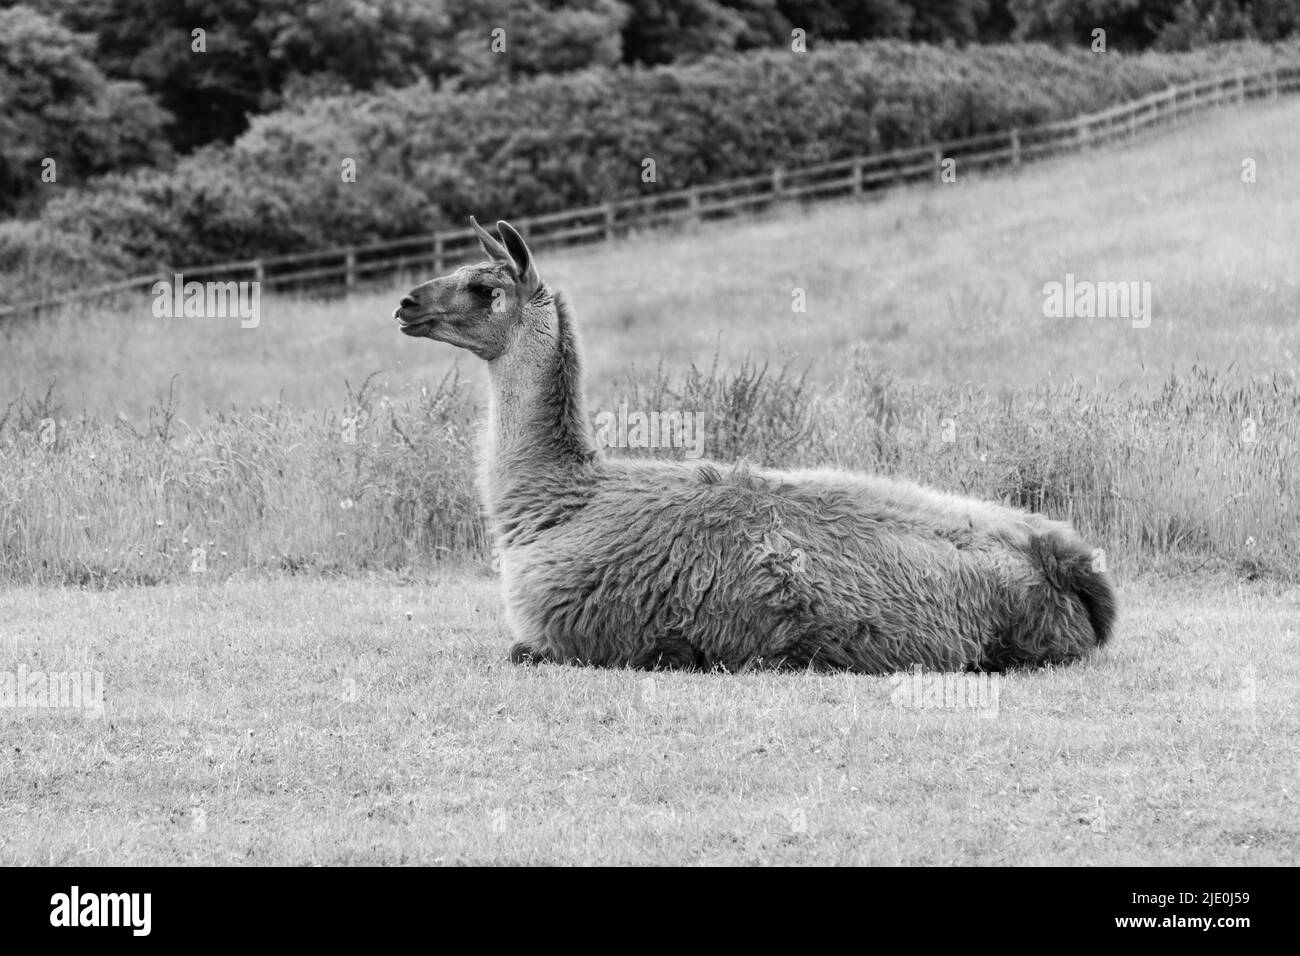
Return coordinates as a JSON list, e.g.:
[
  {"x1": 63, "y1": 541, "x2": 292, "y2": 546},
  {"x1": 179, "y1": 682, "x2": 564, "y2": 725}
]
[{"x1": 393, "y1": 295, "x2": 427, "y2": 331}]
